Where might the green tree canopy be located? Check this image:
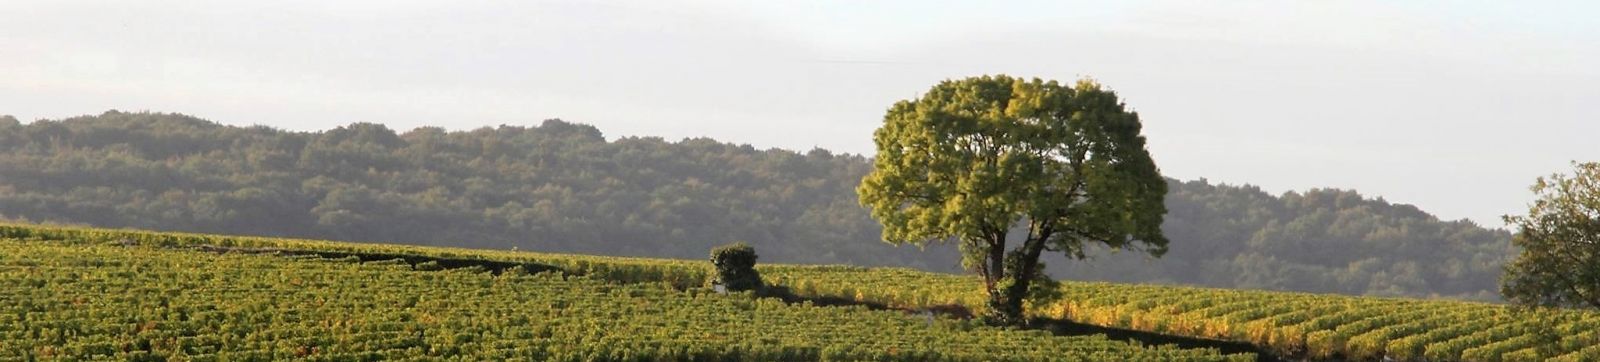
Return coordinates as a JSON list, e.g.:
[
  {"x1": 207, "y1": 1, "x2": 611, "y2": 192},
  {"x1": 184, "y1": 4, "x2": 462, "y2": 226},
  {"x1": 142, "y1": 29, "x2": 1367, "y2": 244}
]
[
  {"x1": 858, "y1": 75, "x2": 1168, "y2": 324},
  {"x1": 1501, "y1": 162, "x2": 1600, "y2": 309}
]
